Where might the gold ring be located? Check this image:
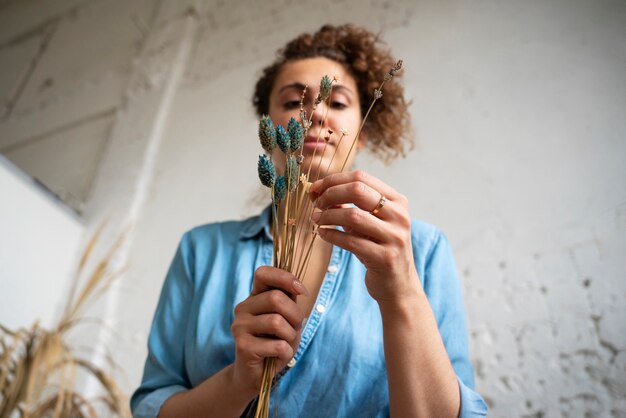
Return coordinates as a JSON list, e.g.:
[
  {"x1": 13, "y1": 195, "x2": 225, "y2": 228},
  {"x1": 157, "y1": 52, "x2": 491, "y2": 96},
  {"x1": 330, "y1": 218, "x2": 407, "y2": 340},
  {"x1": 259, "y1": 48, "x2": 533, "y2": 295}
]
[{"x1": 370, "y1": 195, "x2": 387, "y2": 215}]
